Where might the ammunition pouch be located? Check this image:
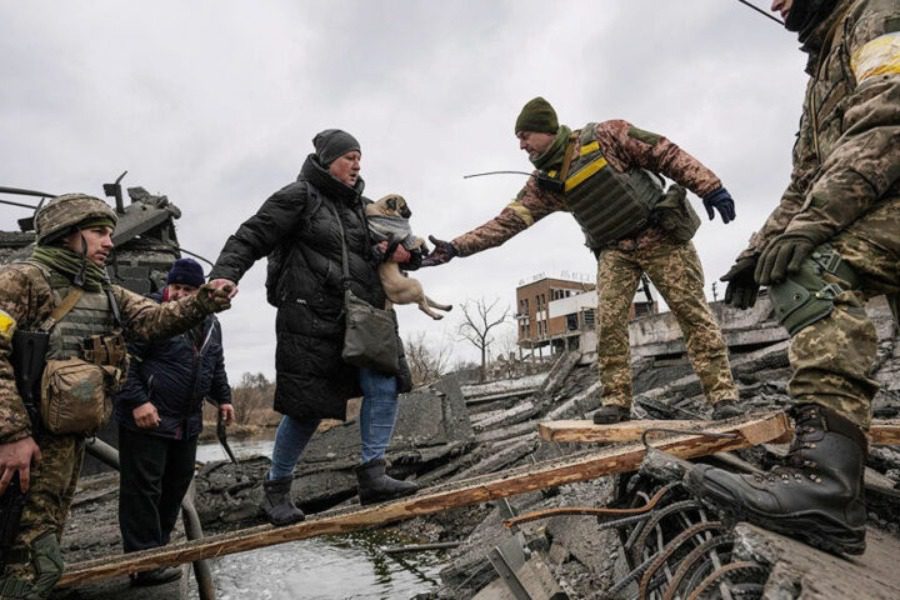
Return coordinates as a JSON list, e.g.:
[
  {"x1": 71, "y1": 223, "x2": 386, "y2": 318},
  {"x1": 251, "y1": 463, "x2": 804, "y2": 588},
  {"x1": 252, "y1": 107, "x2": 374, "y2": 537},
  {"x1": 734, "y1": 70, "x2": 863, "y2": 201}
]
[
  {"x1": 769, "y1": 245, "x2": 861, "y2": 336},
  {"x1": 40, "y1": 355, "x2": 122, "y2": 436},
  {"x1": 80, "y1": 332, "x2": 128, "y2": 370},
  {"x1": 651, "y1": 184, "x2": 701, "y2": 243}
]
